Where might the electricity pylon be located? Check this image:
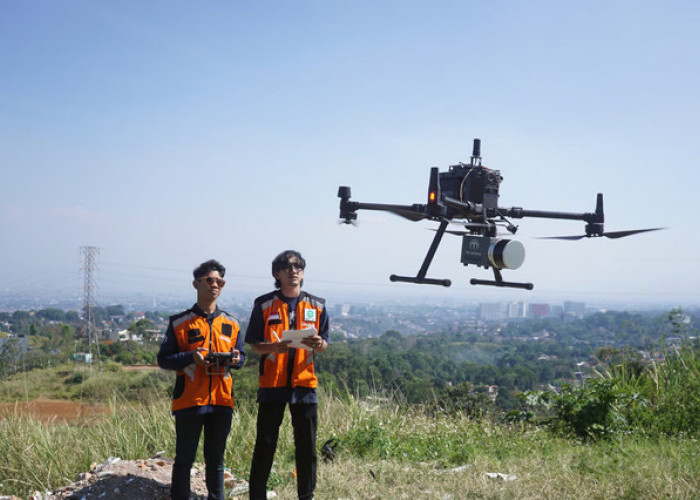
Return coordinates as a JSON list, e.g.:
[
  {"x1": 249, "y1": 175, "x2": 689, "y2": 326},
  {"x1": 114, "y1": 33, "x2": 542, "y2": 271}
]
[{"x1": 80, "y1": 246, "x2": 102, "y2": 371}]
